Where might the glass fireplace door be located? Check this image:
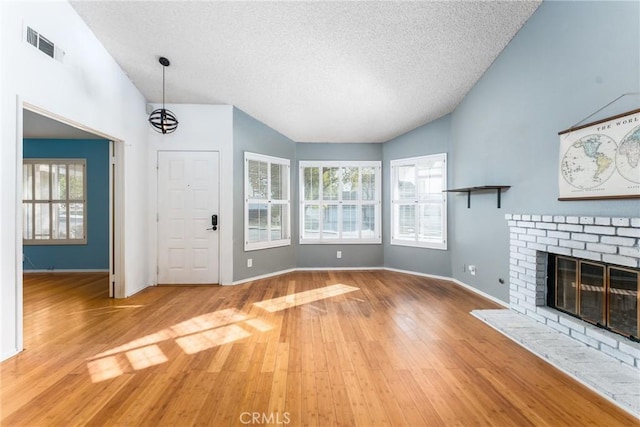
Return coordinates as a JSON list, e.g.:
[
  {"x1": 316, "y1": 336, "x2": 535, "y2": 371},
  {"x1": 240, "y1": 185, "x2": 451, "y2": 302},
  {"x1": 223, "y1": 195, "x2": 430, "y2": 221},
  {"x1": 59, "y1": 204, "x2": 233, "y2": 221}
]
[
  {"x1": 608, "y1": 267, "x2": 639, "y2": 338},
  {"x1": 556, "y1": 257, "x2": 578, "y2": 315},
  {"x1": 579, "y1": 262, "x2": 606, "y2": 326}
]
